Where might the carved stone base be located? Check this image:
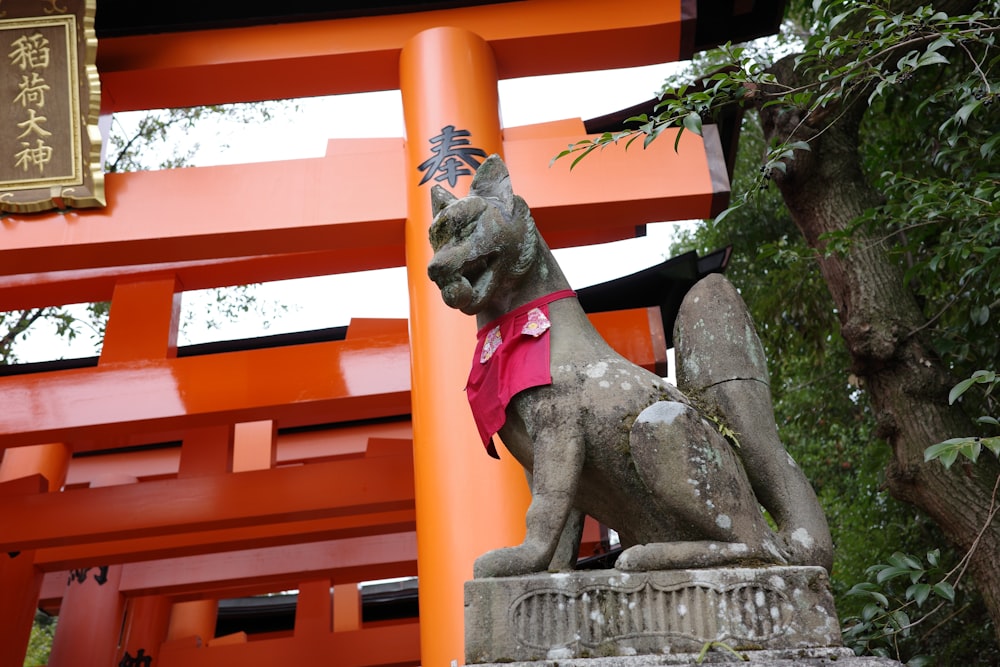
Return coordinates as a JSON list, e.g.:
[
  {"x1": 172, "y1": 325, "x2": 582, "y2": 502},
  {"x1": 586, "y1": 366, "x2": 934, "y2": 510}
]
[
  {"x1": 465, "y1": 648, "x2": 904, "y2": 666},
  {"x1": 464, "y1": 567, "x2": 843, "y2": 663}
]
